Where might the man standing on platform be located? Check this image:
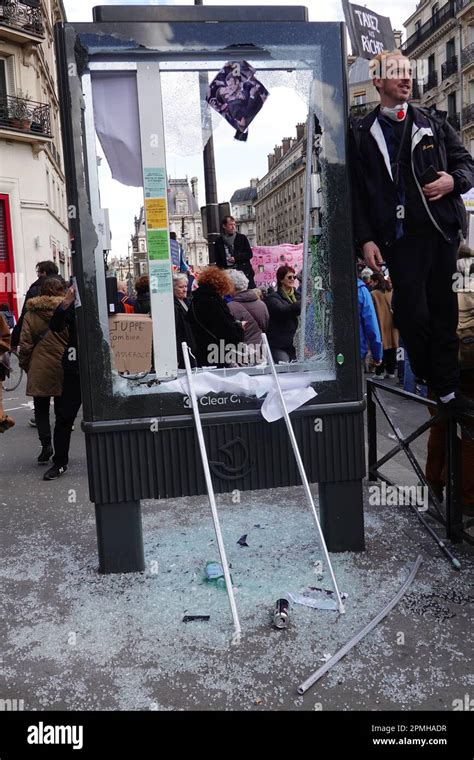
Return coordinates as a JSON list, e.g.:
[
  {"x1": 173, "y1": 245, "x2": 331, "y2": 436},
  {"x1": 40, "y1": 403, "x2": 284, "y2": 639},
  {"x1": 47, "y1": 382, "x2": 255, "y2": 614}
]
[{"x1": 350, "y1": 50, "x2": 474, "y2": 416}]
